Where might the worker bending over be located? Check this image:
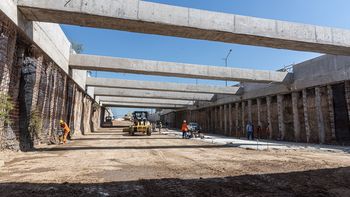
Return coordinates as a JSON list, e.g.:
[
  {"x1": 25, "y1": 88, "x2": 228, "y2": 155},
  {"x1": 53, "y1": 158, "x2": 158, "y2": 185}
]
[
  {"x1": 60, "y1": 120, "x2": 71, "y2": 144},
  {"x1": 181, "y1": 120, "x2": 188, "y2": 139}
]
